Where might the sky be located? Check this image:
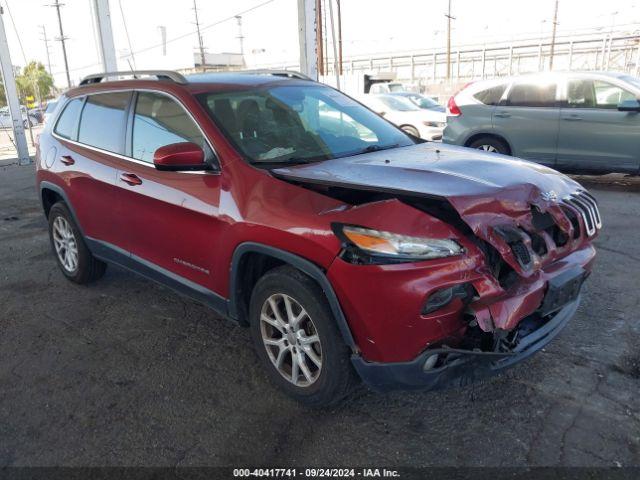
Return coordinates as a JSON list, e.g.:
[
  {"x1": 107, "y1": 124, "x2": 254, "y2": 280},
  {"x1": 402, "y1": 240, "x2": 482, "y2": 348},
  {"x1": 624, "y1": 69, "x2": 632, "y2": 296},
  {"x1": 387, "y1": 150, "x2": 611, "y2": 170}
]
[{"x1": 1, "y1": 0, "x2": 639, "y2": 87}]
